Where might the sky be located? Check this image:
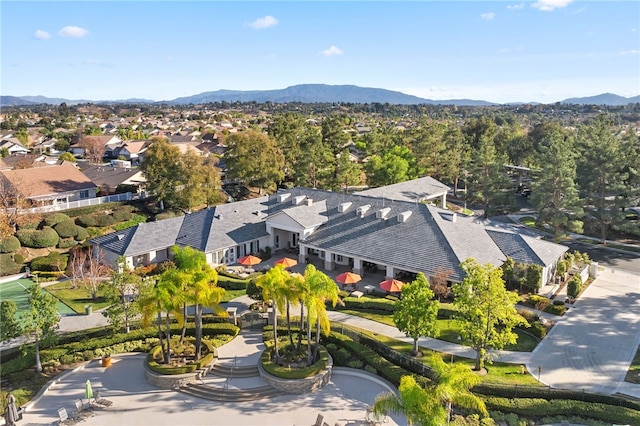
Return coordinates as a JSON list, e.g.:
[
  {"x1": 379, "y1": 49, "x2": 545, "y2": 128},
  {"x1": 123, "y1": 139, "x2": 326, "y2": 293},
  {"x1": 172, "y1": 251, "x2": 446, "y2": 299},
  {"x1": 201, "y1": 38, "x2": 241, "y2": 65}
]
[{"x1": 2, "y1": 0, "x2": 639, "y2": 104}]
